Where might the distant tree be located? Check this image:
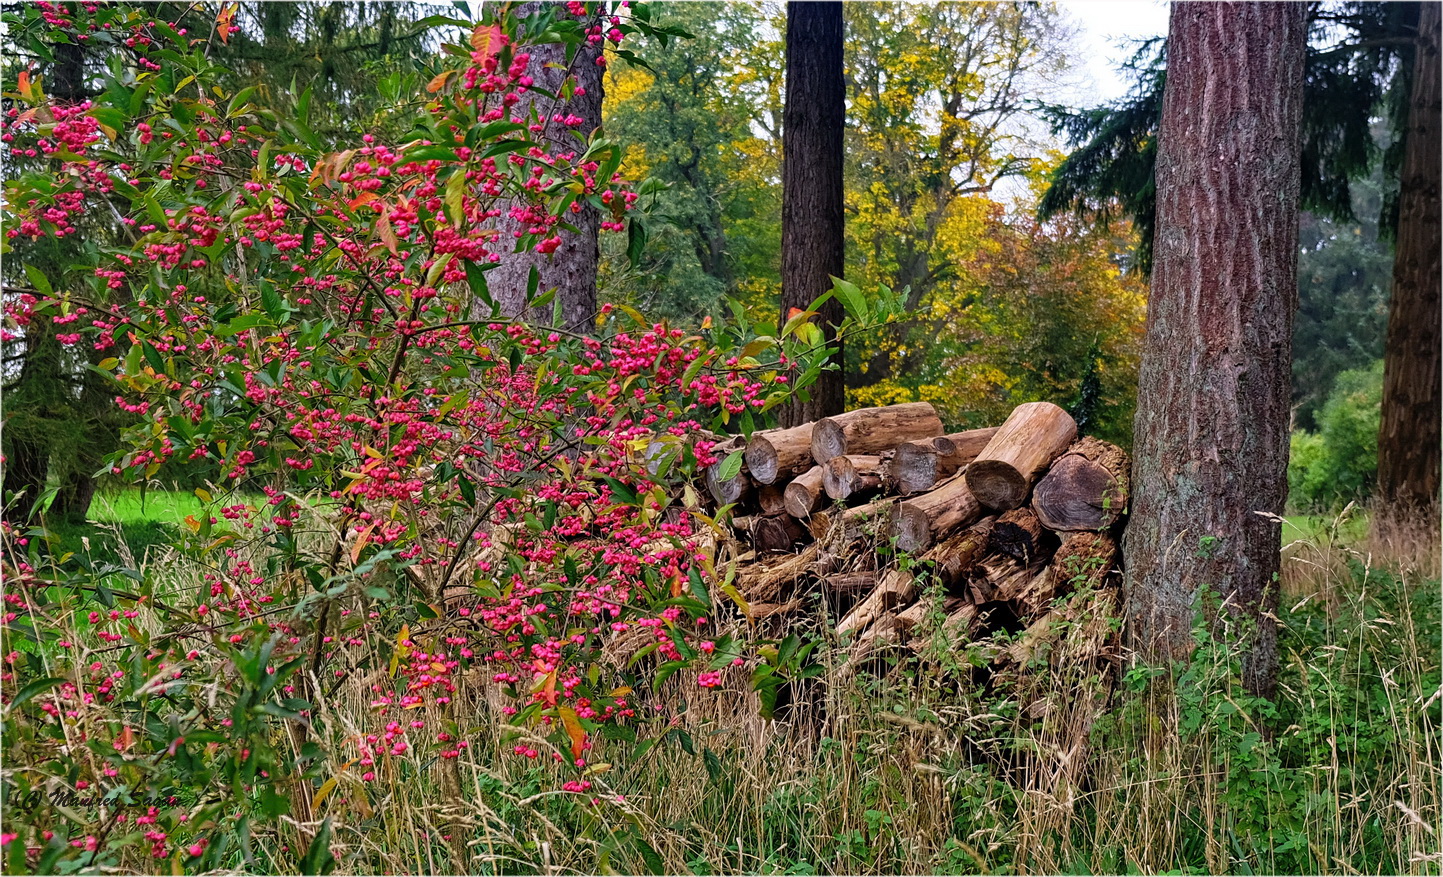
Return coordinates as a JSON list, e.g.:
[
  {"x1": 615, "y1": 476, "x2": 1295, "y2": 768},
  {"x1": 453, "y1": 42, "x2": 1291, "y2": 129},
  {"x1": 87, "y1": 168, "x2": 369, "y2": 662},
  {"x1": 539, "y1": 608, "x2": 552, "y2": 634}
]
[
  {"x1": 601, "y1": 2, "x2": 783, "y2": 323},
  {"x1": 1294, "y1": 164, "x2": 1393, "y2": 430},
  {"x1": 1040, "y1": 2, "x2": 1439, "y2": 520},
  {"x1": 1125, "y1": 2, "x2": 1306, "y2": 698},
  {"x1": 1377, "y1": 1, "x2": 1440, "y2": 514},
  {"x1": 937, "y1": 207, "x2": 1146, "y2": 447},
  {"x1": 845, "y1": 2, "x2": 1066, "y2": 389},
  {"x1": 778, "y1": 1, "x2": 845, "y2": 426}
]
